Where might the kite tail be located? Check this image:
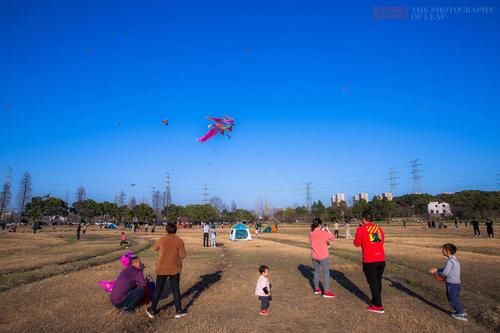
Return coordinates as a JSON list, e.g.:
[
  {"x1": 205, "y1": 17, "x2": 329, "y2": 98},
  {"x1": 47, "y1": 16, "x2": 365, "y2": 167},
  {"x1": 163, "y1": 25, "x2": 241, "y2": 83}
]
[{"x1": 197, "y1": 128, "x2": 220, "y2": 142}]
